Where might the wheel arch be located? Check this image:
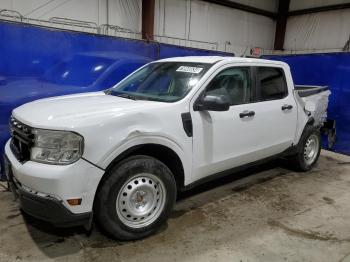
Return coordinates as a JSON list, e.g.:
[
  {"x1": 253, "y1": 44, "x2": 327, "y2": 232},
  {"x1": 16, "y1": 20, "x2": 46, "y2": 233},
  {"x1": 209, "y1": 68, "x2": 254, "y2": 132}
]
[
  {"x1": 295, "y1": 116, "x2": 315, "y2": 145},
  {"x1": 293, "y1": 117, "x2": 318, "y2": 153},
  {"x1": 94, "y1": 143, "x2": 187, "y2": 210}
]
